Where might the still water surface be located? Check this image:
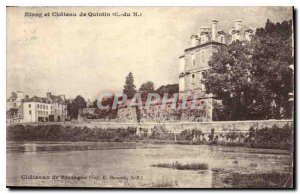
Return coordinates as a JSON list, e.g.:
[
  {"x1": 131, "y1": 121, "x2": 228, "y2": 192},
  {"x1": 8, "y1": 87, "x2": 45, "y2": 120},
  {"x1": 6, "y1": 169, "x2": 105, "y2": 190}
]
[{"x1": 6, "y1": 141, "x2": 292, "y2": 188}]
